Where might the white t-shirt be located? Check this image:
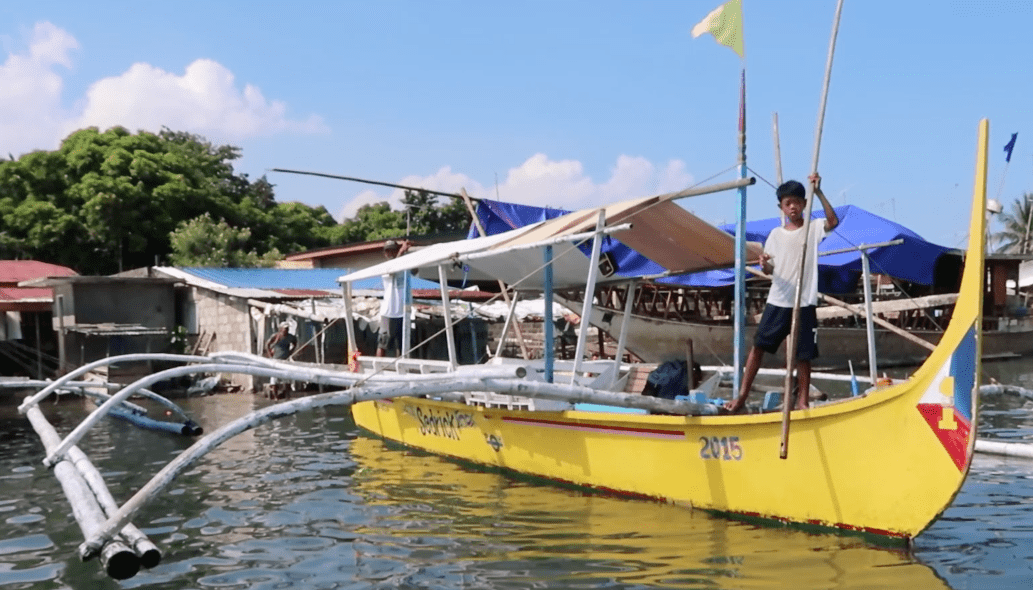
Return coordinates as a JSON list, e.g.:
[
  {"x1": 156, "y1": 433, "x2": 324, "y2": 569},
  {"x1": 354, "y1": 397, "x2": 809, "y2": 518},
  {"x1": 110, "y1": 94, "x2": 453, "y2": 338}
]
[
  {"x1": 380, "y1": 272, "x2": 406, "y2": 318},
  {"x1": 764, "y1": 221, "x2": 828, "y2": 308}
]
